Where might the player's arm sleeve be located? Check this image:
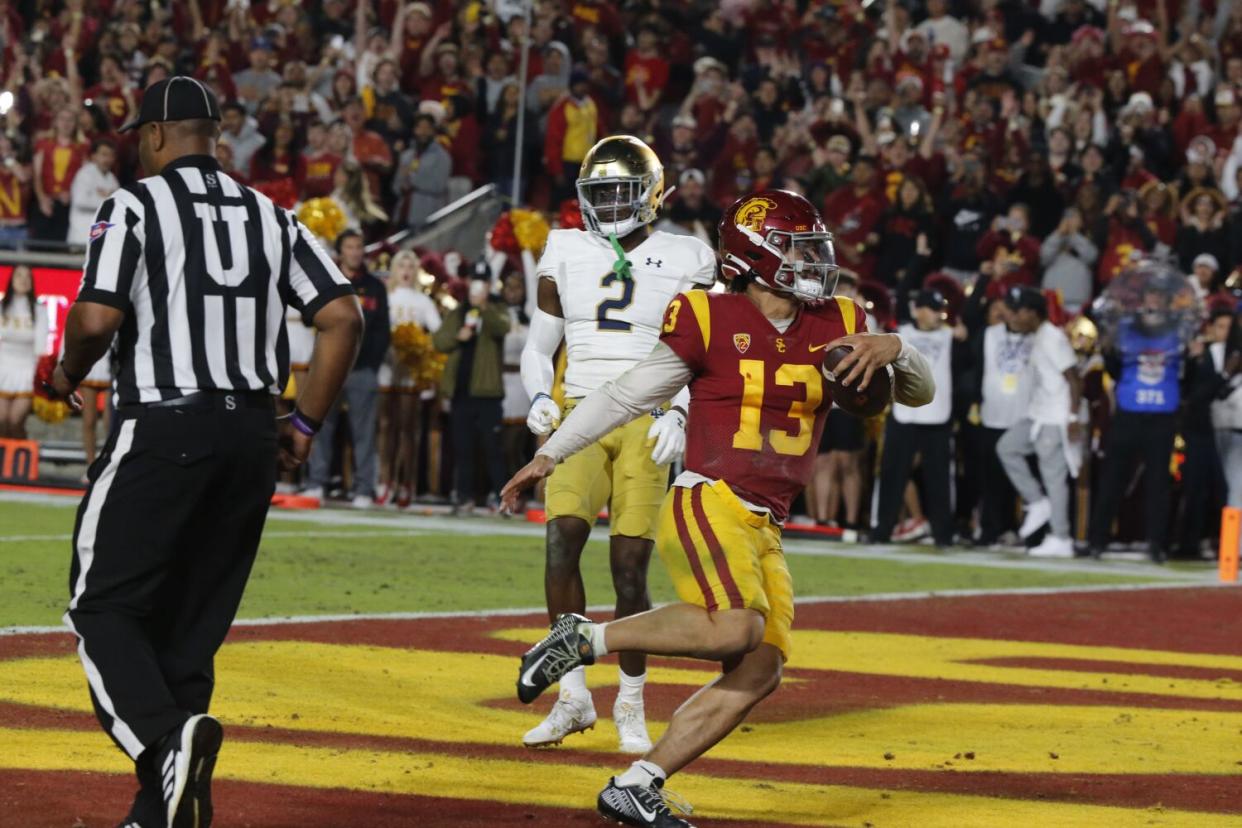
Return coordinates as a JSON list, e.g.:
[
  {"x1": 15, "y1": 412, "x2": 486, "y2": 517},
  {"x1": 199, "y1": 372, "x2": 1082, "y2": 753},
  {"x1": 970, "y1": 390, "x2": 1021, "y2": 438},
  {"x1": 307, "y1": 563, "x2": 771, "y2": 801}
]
[
  {"x1": 538, "y1": 342, "x2": 694, "y2": 463},
  {"x1": 520, "y1": 306, "x2": 564, "y2": 400},
  {"x1": 76, "y1": 195, "x2": 143, "y2": 311},
  {"x1": 891, "y1": 339, "x2": 936, "y2": 407},
  {"x1": 284, "y1": 212, "x2": 356, "y2": 325},
  {"x1": 858, "y1": 299, "x2": 935, "y2": 406}
]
